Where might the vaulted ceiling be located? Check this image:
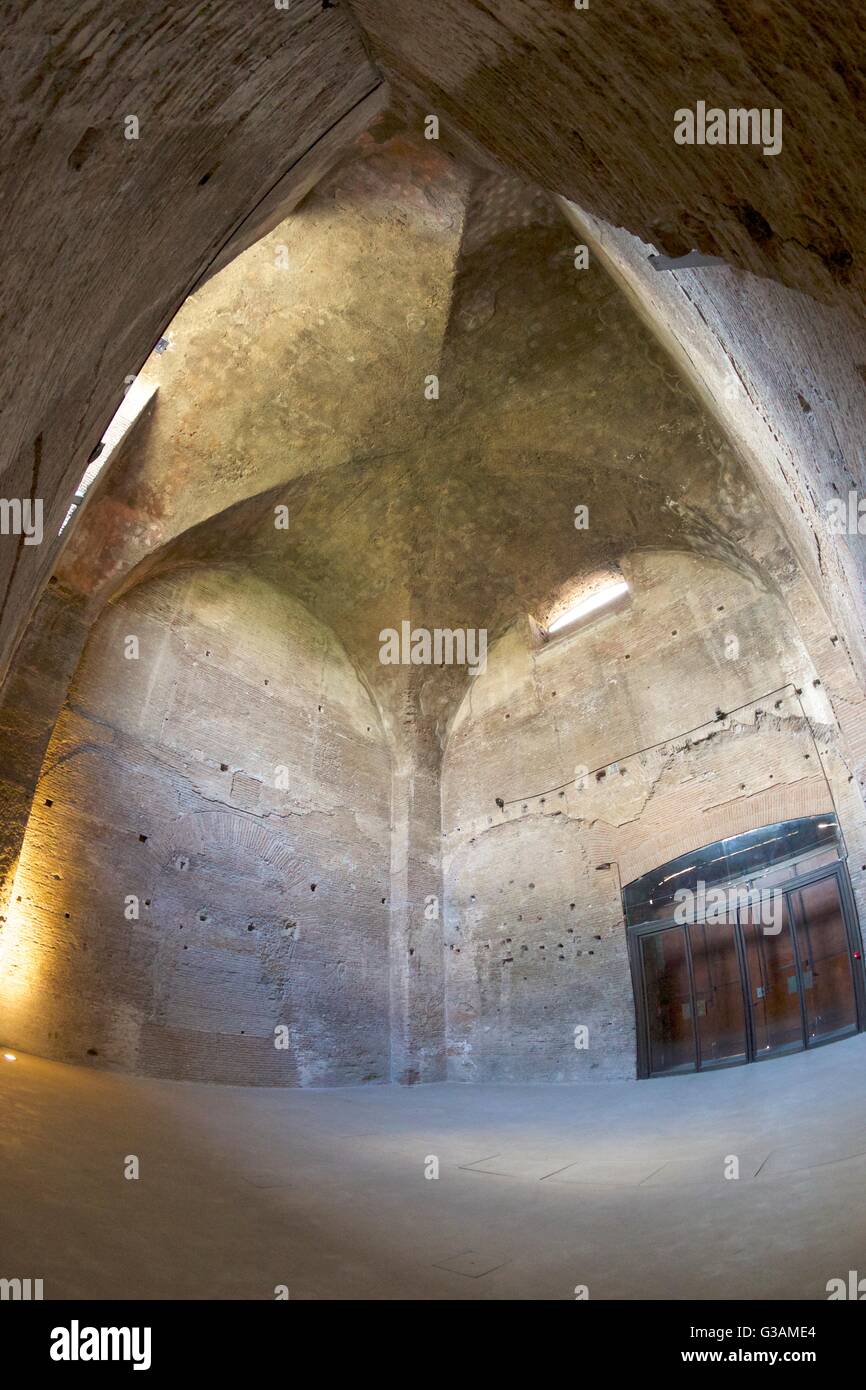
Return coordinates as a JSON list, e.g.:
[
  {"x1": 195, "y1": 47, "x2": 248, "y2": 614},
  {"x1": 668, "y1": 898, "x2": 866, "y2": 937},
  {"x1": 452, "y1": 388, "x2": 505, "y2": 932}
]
[
  {"x1": 54, "y1": 128, "x2": 797, "y2": 736},
  {"x1": 2, "y1": 2, "x2": 864, "y2": 696}
]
